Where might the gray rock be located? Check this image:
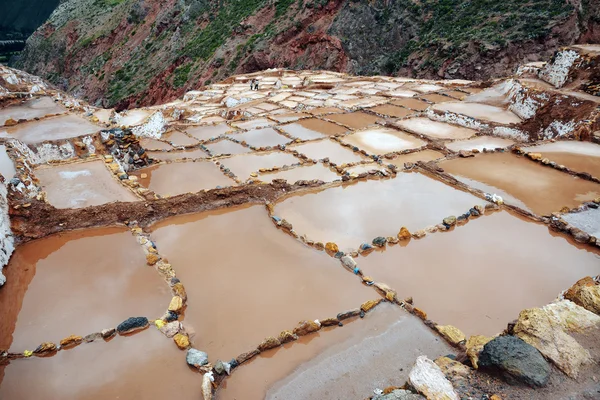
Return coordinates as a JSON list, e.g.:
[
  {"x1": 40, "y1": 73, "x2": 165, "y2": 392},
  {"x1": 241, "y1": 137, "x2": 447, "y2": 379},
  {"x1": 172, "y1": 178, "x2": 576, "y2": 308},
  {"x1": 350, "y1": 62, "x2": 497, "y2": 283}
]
[
  {"x1": 214, "y1": 359, "x2": 231, "y2": 375},
  {"x1": 479, "y1": 335, "x2": 550, "y2": 387},
  {"x1": 375, "y1": 389, "x2": 425, "y2": 400},
  {"x1": 443, "y1": 216, "x2": 457, "y2": 226},
  {"x1": 186, "y1": 348, "x2": 209, "y2": 368},
  {"x1": 372, "y1": 236, "x2": 387, "y2": 247},
  {"x1": 116, "y1": 317, "x2": 149, "y2": 334},
  {"x1": 340, "y1": 255, "x2": 357, "y2": 270}
]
